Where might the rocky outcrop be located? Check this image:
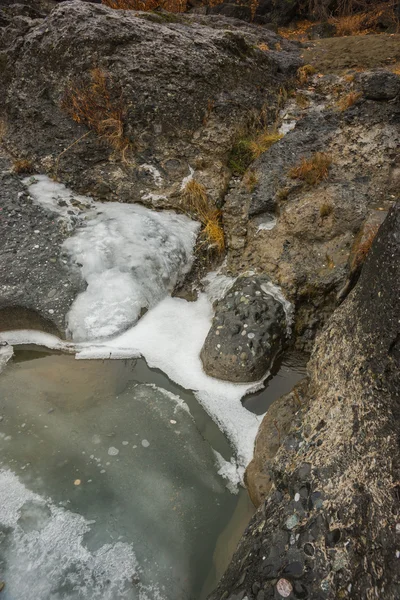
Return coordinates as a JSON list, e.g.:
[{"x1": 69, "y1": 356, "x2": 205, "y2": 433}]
[
  {"x1": 209, "y1": 202, "x2": 400, "y2": 600},
  {"x1": 223, "y1": 68, "x2": 400, "y2": 350},
  {"x1": 0, "y1": 1, "x2": 300, "y2": 206},
  {"x1": 200, "y1": 276, "x2": 288, "y2": 382},
  {"x1": 205, "y1": 0, "x2": 299, "y2": 27}
]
